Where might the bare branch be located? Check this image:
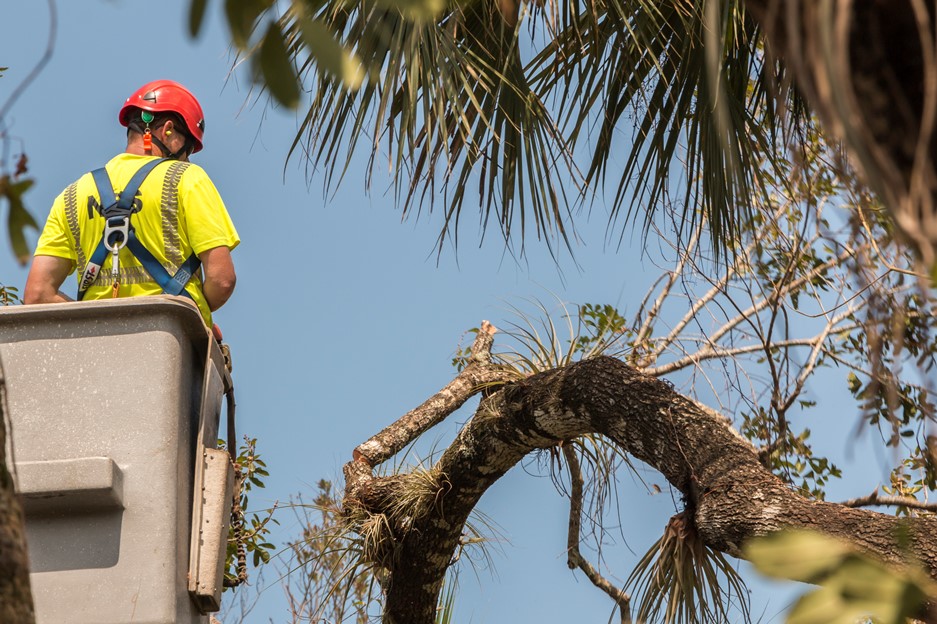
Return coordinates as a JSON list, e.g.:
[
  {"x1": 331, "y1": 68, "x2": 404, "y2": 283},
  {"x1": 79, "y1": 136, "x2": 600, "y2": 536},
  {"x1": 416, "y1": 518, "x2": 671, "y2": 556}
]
[
  {"x1": 646, "y1": 337, "x2": 830, "y2": 377},
  {"x1": 647, "y1": 204, "x2": 793, "y2": 362},
  {"x1": 776, "y1": 304, "x2": 861, "y2": 414},
  {"x1": 855, "y1": 205, "x2": 930, "y2": 279},
  {"x1": 842, "y1": 490, "x2": 937, "y2": 513},
  {"x1": 563, "y1": 445, "x2": 632, "y2": 624},
  {"x1": 709, "y1": 249, "x2": 855, "y2": 347},
  {"x1": 634, "y1": 219, "x2": 704, "y2": 348}
]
